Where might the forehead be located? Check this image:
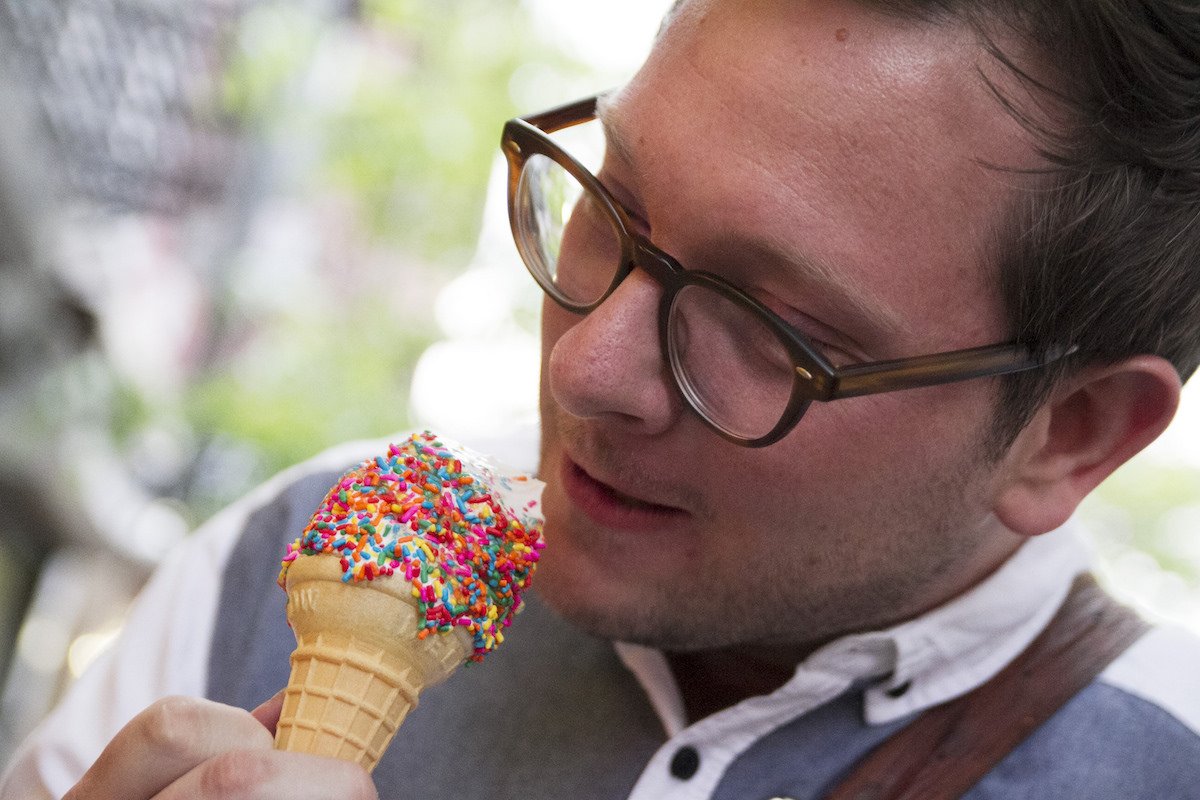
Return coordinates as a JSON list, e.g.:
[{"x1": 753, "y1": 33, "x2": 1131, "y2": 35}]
[{"x1": 605, "y1": 0, "x2": 1041, "y2": 352}]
